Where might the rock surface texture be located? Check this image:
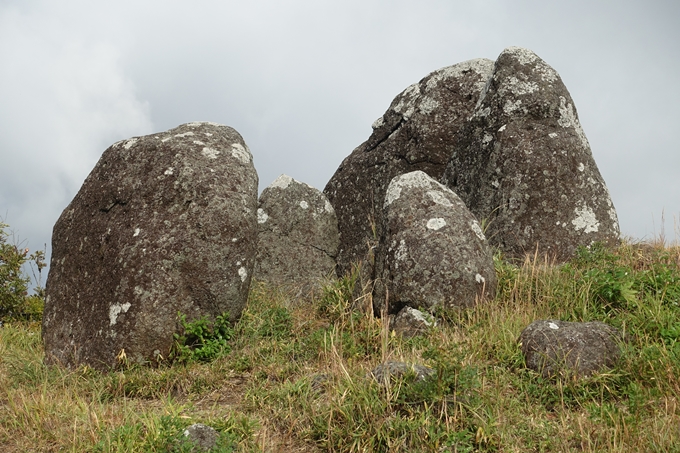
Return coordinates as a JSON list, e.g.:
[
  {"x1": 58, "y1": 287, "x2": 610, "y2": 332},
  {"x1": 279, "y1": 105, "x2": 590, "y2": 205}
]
[
  {"x1": 254, "y1": 175, "x2": 339, "y2": 290},
  {"x1": 182, "y1": 424, "x2": 219, "y2": 452},
  {"x1": 519, "y1": 320, "x2": 622, "y2": 378},
  {"x1": 374, "y1": 171, "x2": 497, "y2": 314},
  {"x1": 391, "y1": 306, "x2": 436, "y2": 338},
  {"x1": 43, "y1": 122, "x2": 258, "y2": 370},
  {"x1": 442, "y1": 47, "x2": 620, "y2": 262},
  {"x1": 324, "y1": 59, "x2": 494, "y2": 275},
  {"x1": 370, "y1": 361, "x2": 435, "y2": 385}
]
